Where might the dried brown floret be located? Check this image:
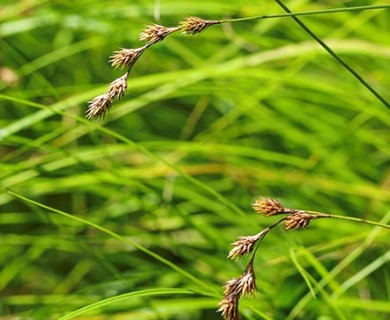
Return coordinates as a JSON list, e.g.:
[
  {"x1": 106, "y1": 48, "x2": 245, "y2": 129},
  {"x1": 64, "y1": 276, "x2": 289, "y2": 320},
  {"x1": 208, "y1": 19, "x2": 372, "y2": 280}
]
[
  {"x1": 252, "y1": 197, "x2": 293, "y2": 216},
  {"x1": 237, "y1": 260, "x2": 256, "y2": 297},
  {"x1": 284, "y1": 211, "x2": 313, "y2": 230},
  {"x1": 228, "y1": 228, "x2": 269, "y2": 259},
  {"x1": 180, "y1": 16, "x2": 220, "y2": 35},
  {"x1": 107, "y1": 72, "x2": 128, "y2": 100},
  {"x1": 86, "y1": 94, "x2": 112, "y2": 120},
  {"x1": 139, "y1": 24, "x2": 180, "y2": 44},
  {"x1": 109, "y1": 47, "x2": 145, "y2": 69},
  {"x1": 218, "y1": 278, "x2": 242, "y2": 320}
]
